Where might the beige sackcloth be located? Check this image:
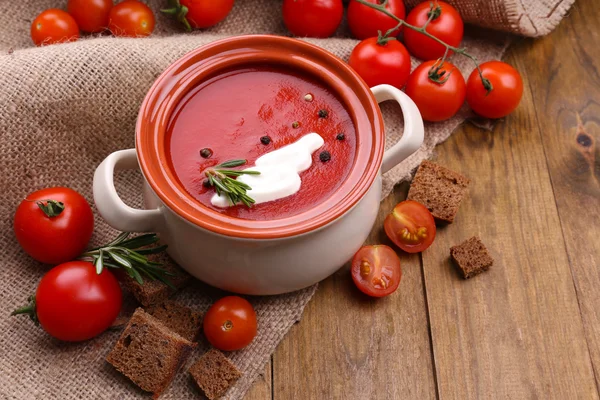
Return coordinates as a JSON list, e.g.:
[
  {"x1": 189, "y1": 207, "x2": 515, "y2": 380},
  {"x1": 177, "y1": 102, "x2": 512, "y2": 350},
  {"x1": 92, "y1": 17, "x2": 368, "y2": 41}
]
[{"x1": 0, "y1": 0, "x2": 572, "y2": 398}]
